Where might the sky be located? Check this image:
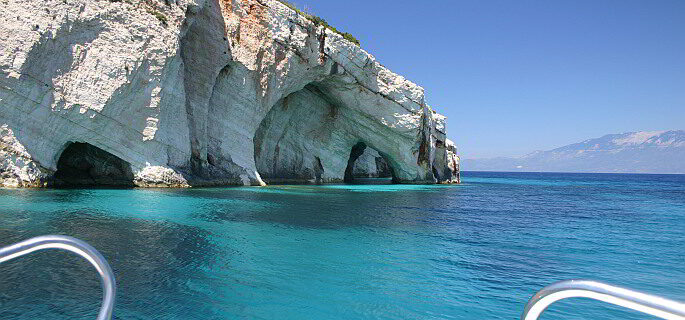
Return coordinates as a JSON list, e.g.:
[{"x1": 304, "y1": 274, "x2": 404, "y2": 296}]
[{"x1": 287, "y1": 0, "x2": 685, "y2": 158}]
